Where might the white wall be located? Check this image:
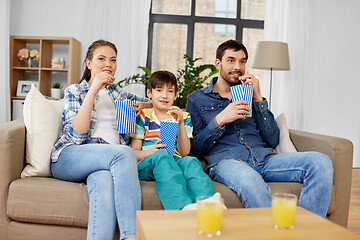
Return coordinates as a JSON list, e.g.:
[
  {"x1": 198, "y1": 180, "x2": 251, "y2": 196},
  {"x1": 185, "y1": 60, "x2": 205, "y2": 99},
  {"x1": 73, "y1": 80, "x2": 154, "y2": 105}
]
[
  {"x1": 0, "y1": 0, "x2": 10, "y2": 123},
  {"x1": 307, "y1": 0, "x2": 360, "y2": 167}
]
